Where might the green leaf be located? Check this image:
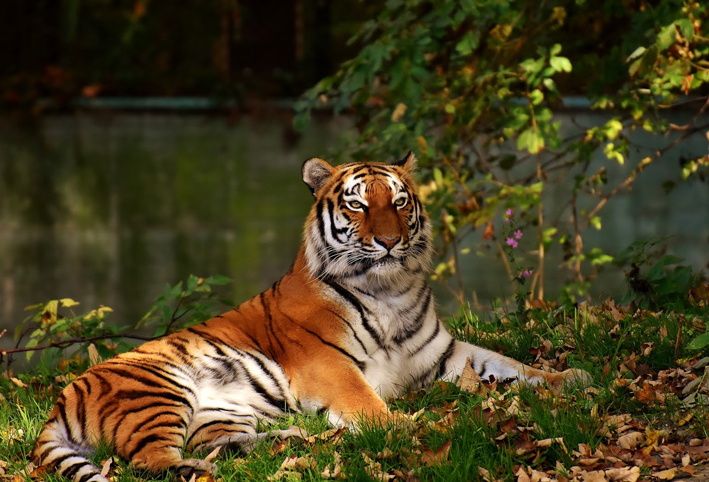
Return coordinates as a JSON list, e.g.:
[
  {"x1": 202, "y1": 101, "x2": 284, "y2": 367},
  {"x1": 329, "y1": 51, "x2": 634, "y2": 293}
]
[
  {"x1": 444, "y1": 103, "x2": 456, "y2": 114},
  {"x1": 675, "y1": 18, "x2": 694, "y2": 41},
  {"x1": 656, "y1": 24, "x2": 676, "y2": 51},
  {"x1": 205, "y1": 275, "x2": 231, "y2": 285},
  {"x1": 687, "y1": 332, "x2": 709, "y2": 351},
  {"x1": 433, "y1": 168, "x2": 444, "y2": 186},
  {"x1": 549, "y1": 56, "x2": 572, "y2": 73},
  {"x1": 626, "y1": 46, "x2": 646, "y2": 62},
  {"x1": 517, "y1": 128, "x2": 545, "y2": 154},
  {"x1": 590, "y1": 216, "x2": 601, "y2": 230},
  {"x1": 455, "y1": 31, "x2": 479, "y2": 56},
  {"x1": 529, "y1": 90, "x2": 544, "y2": 105}
]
